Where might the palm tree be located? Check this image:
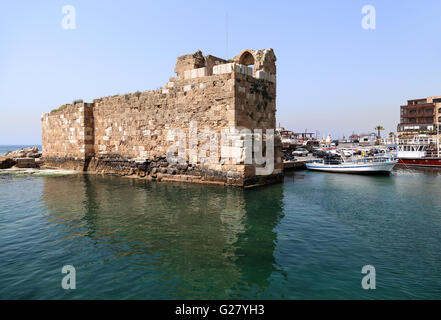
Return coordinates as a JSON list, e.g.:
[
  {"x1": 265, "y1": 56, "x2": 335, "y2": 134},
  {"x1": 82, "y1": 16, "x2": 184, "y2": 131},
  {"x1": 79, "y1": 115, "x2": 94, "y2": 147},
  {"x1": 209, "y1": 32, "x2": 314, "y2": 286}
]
[
  {"x1": 389, "y1": 132, "x2": 395, "y2": 138},
  {"x1": 374, "y1": 126, "x2": 385, "y2": 139}
]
